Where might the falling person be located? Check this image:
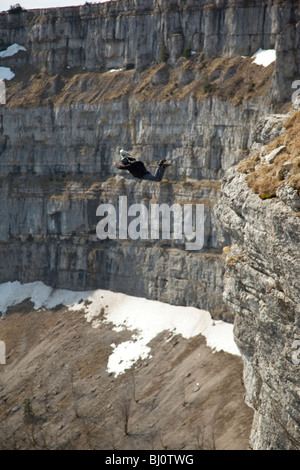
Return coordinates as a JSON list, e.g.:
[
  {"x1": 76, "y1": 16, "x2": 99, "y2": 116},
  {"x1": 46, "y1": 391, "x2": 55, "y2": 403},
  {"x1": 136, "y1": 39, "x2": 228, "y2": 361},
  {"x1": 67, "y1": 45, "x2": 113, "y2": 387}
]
[{"x1": 113, "y1": 149, "x2": 172, "y2": 182}]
